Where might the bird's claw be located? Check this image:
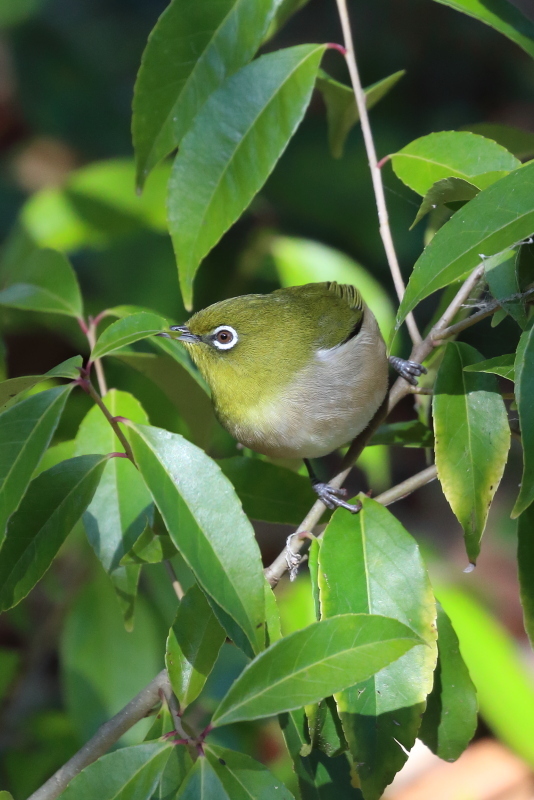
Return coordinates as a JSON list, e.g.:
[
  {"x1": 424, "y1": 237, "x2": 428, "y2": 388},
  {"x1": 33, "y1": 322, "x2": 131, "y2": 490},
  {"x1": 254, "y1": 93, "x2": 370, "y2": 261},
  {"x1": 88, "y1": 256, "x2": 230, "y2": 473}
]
[
  {"x1": 312, "y1": 483, "x2": 362, "y2": 514},
  {"x1": 389, "y1": 356, "x2": 427, "y2": 386}
]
